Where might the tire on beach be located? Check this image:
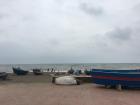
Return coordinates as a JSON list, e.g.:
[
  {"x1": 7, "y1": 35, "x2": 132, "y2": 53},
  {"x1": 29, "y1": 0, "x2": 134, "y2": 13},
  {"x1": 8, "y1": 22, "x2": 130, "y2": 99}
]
[
  {"x1": 76, "y1": 79, "x2": 81, "y2": 85},
  {"x1": 105, "y1": 85, "x2": 111, "y2": 88},
  {"x1": 52, "y1": 77, "x2": 56, "y2": 83}
]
